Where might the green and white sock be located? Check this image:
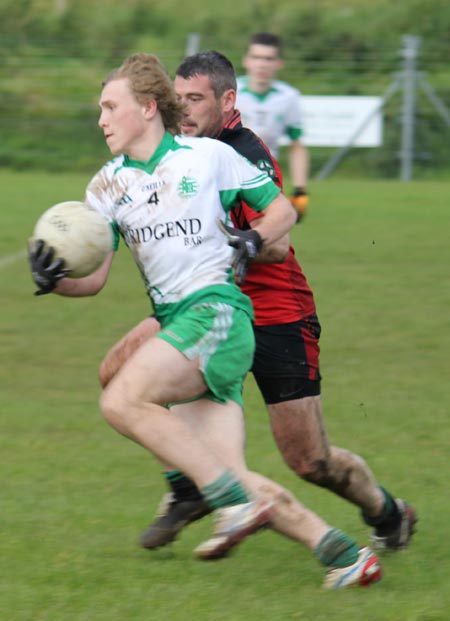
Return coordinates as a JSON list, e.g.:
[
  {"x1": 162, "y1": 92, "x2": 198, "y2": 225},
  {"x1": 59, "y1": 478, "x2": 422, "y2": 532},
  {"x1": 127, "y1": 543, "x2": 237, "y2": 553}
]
[
  {"x1": 200, "y1": 470, "x2": 249, "y2": 510},
  {"x1": 314, "y1": 528, "x2": 360, "y2": 568}
]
